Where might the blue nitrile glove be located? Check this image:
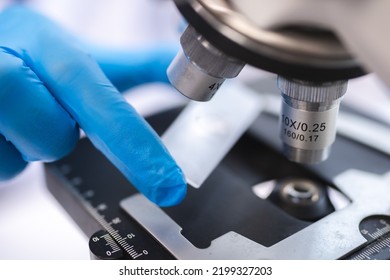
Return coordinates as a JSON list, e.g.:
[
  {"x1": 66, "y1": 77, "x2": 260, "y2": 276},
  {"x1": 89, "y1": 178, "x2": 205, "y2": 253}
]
[
  {"x1": 0, "y1": 6, "x2": 187, "y2": 207},
  {"x1": 91, "y1": 44, "x2": 177, "y2": 93}
]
